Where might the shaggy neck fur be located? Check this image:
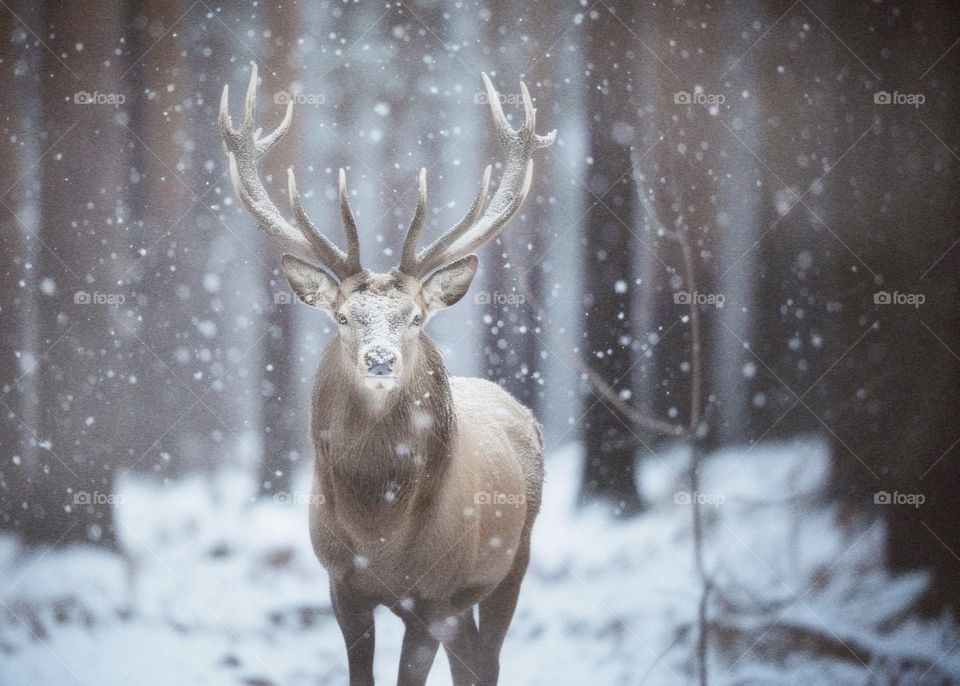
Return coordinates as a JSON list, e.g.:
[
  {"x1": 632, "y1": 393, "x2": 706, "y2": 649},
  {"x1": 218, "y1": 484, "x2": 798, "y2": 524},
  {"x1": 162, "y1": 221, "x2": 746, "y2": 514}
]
[{"x1": 311, "y1": 333, "x2": 455, "y2": 522}]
